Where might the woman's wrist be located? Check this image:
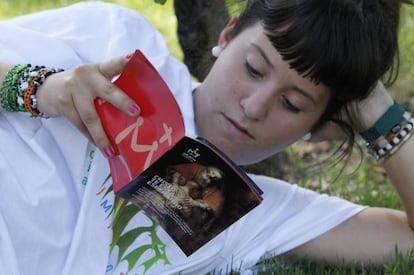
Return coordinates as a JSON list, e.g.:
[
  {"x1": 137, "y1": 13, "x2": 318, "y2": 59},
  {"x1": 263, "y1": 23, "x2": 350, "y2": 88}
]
[
  {"x1": 365, "y1": 112, "x2": 414, "y2": 162},
  {"x1": 352, "y1": 82, "x2": 414, "y2": 162},
  {"x1": 0, "y1": 64, "x2": 64, "y2": 117},
  {"x1": 359, "y1": 101, "x2": 405, "y2": 142},
  {"x1": 359, "y1": 97, "x2": 413, "y2": 162},
  {"x1": 355, "y1": 82, "x2": 394, "y2": 133}
]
